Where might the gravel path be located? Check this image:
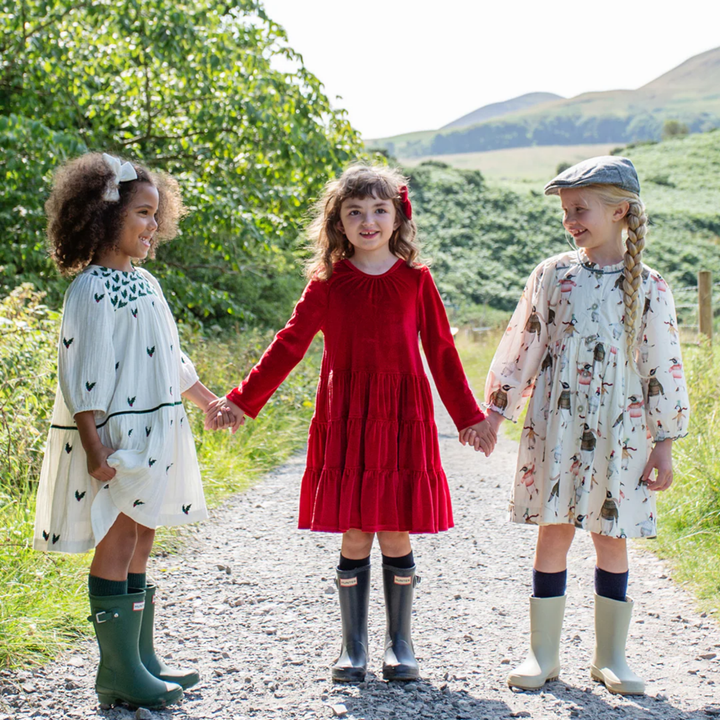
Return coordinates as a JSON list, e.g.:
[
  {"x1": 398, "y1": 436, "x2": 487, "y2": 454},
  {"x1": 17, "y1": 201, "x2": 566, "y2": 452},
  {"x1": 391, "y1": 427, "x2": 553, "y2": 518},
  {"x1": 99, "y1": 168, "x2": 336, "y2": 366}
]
[{"x1": 2, "y1": 397, "x2": 719, "y2": 720}]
